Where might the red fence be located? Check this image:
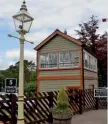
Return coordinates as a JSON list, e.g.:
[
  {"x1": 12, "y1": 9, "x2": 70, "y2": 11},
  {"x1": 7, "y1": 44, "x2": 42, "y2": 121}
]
[{"x1": 0, "y1": 89, "x2": 107, "y2": 124}]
